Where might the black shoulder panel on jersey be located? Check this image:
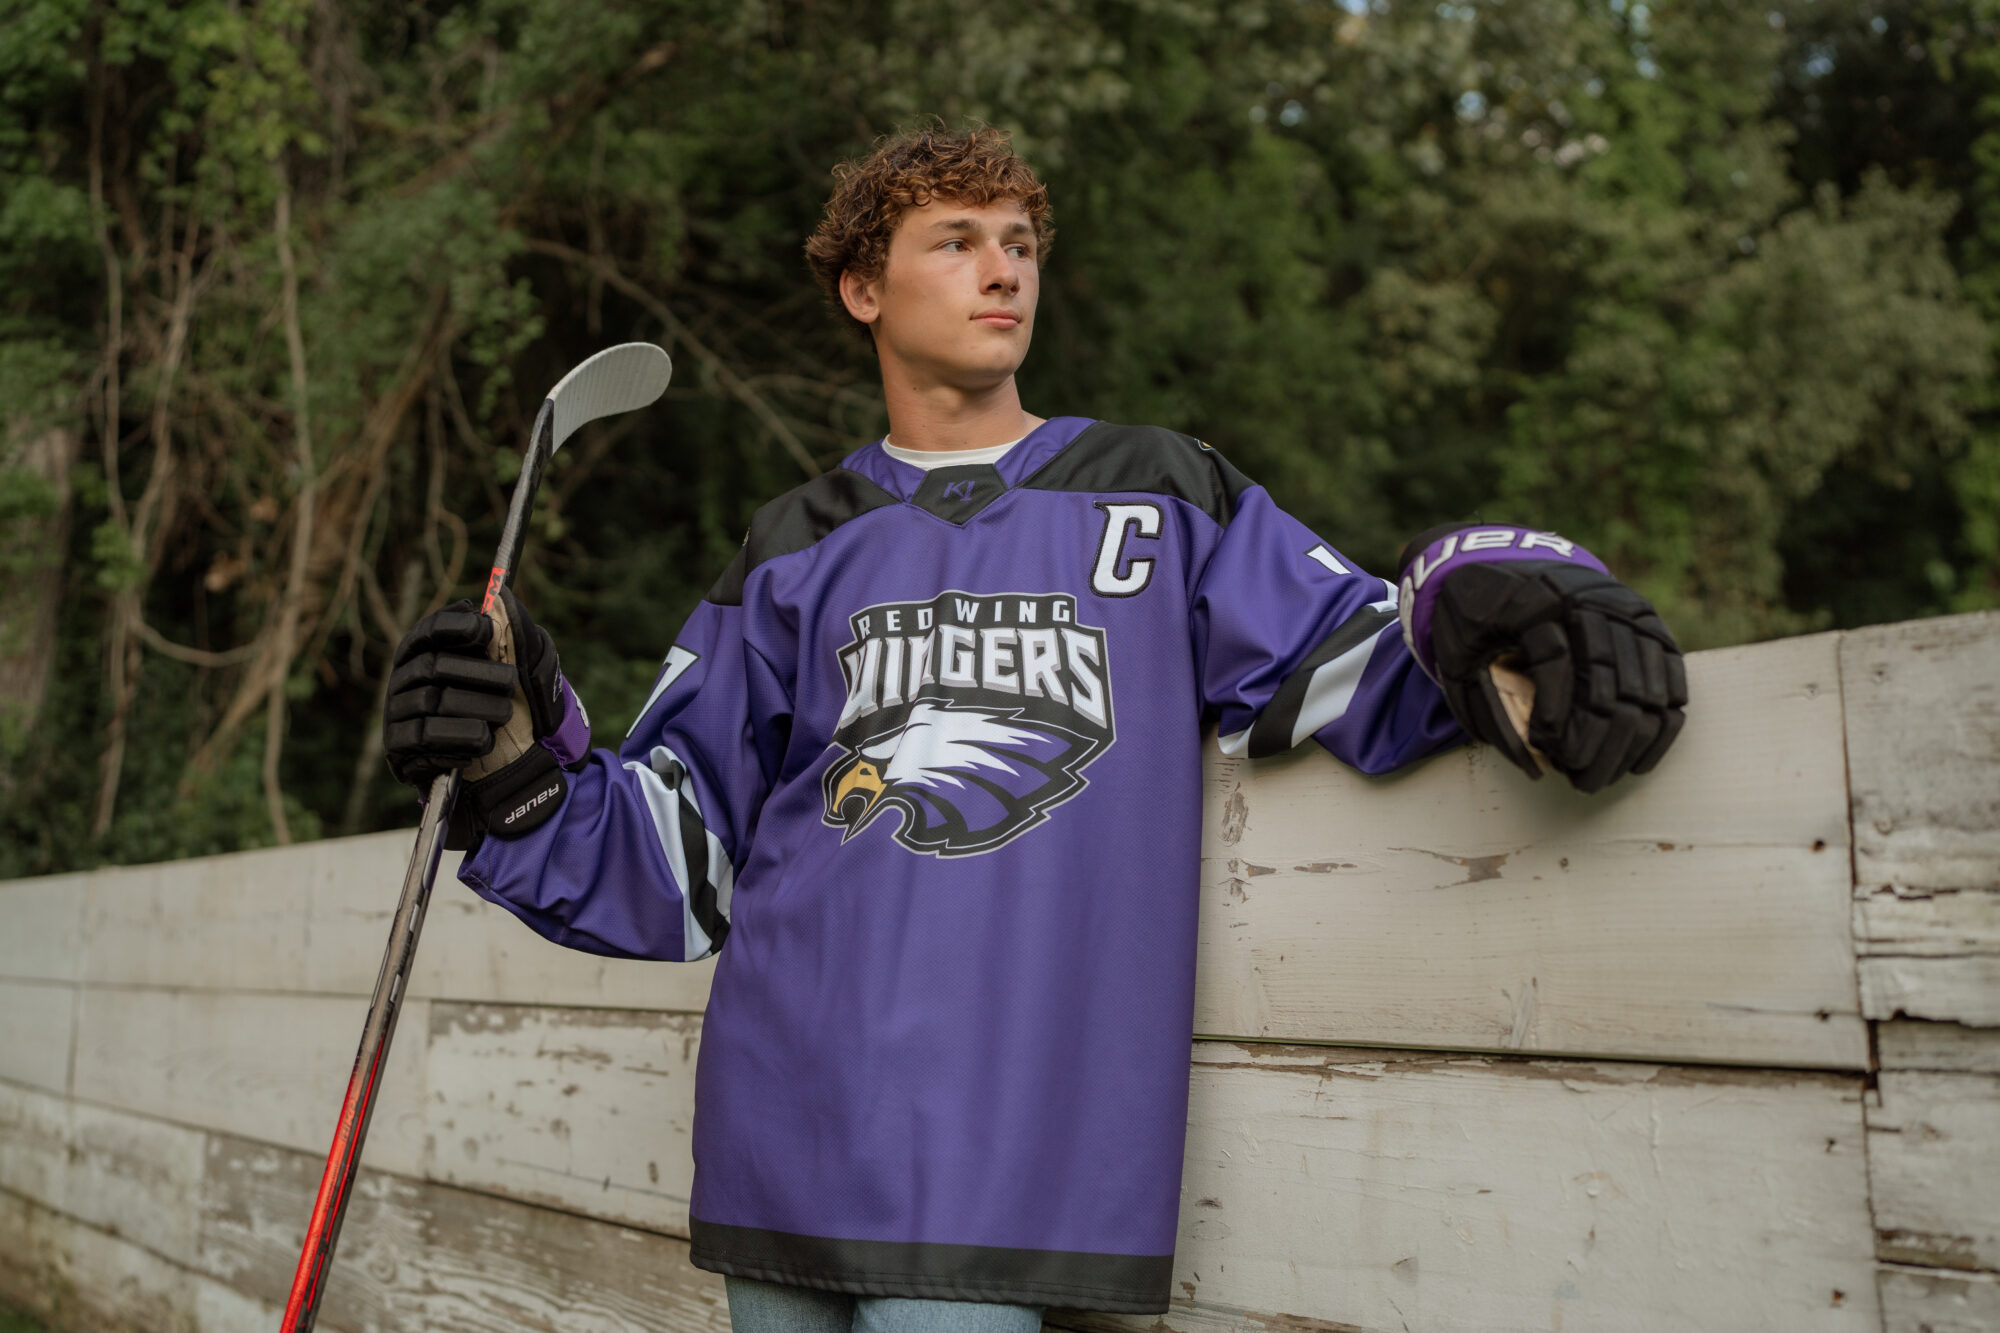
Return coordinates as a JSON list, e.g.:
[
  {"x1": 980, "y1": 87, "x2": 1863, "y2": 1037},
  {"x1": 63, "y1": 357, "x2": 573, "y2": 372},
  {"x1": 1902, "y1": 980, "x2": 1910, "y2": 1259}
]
[
  {"x1": 705, "y1": 466, "x2": 900, "y2": 606},
  {"x1": 1018, "y1": 422, "x2": 1255, "y2": 526}
]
